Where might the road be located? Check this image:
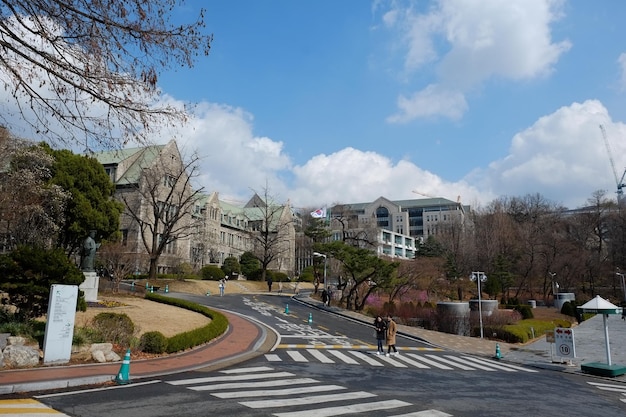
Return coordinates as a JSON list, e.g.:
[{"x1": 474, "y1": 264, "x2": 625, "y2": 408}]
[{"x1": 10, "y1": 292, "x2": 626, "y2": 416}]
